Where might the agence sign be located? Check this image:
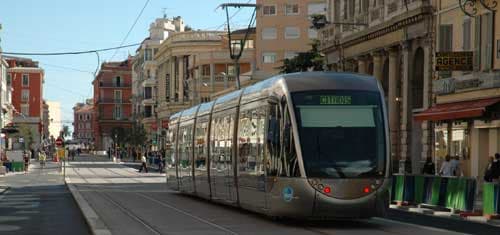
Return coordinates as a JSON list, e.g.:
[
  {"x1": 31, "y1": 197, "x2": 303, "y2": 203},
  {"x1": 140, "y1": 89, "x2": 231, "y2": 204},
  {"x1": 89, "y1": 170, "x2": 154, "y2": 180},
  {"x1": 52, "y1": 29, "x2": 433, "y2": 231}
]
[{"x1": 435, "y1": 52, "x2": 473, "y2": 71}]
